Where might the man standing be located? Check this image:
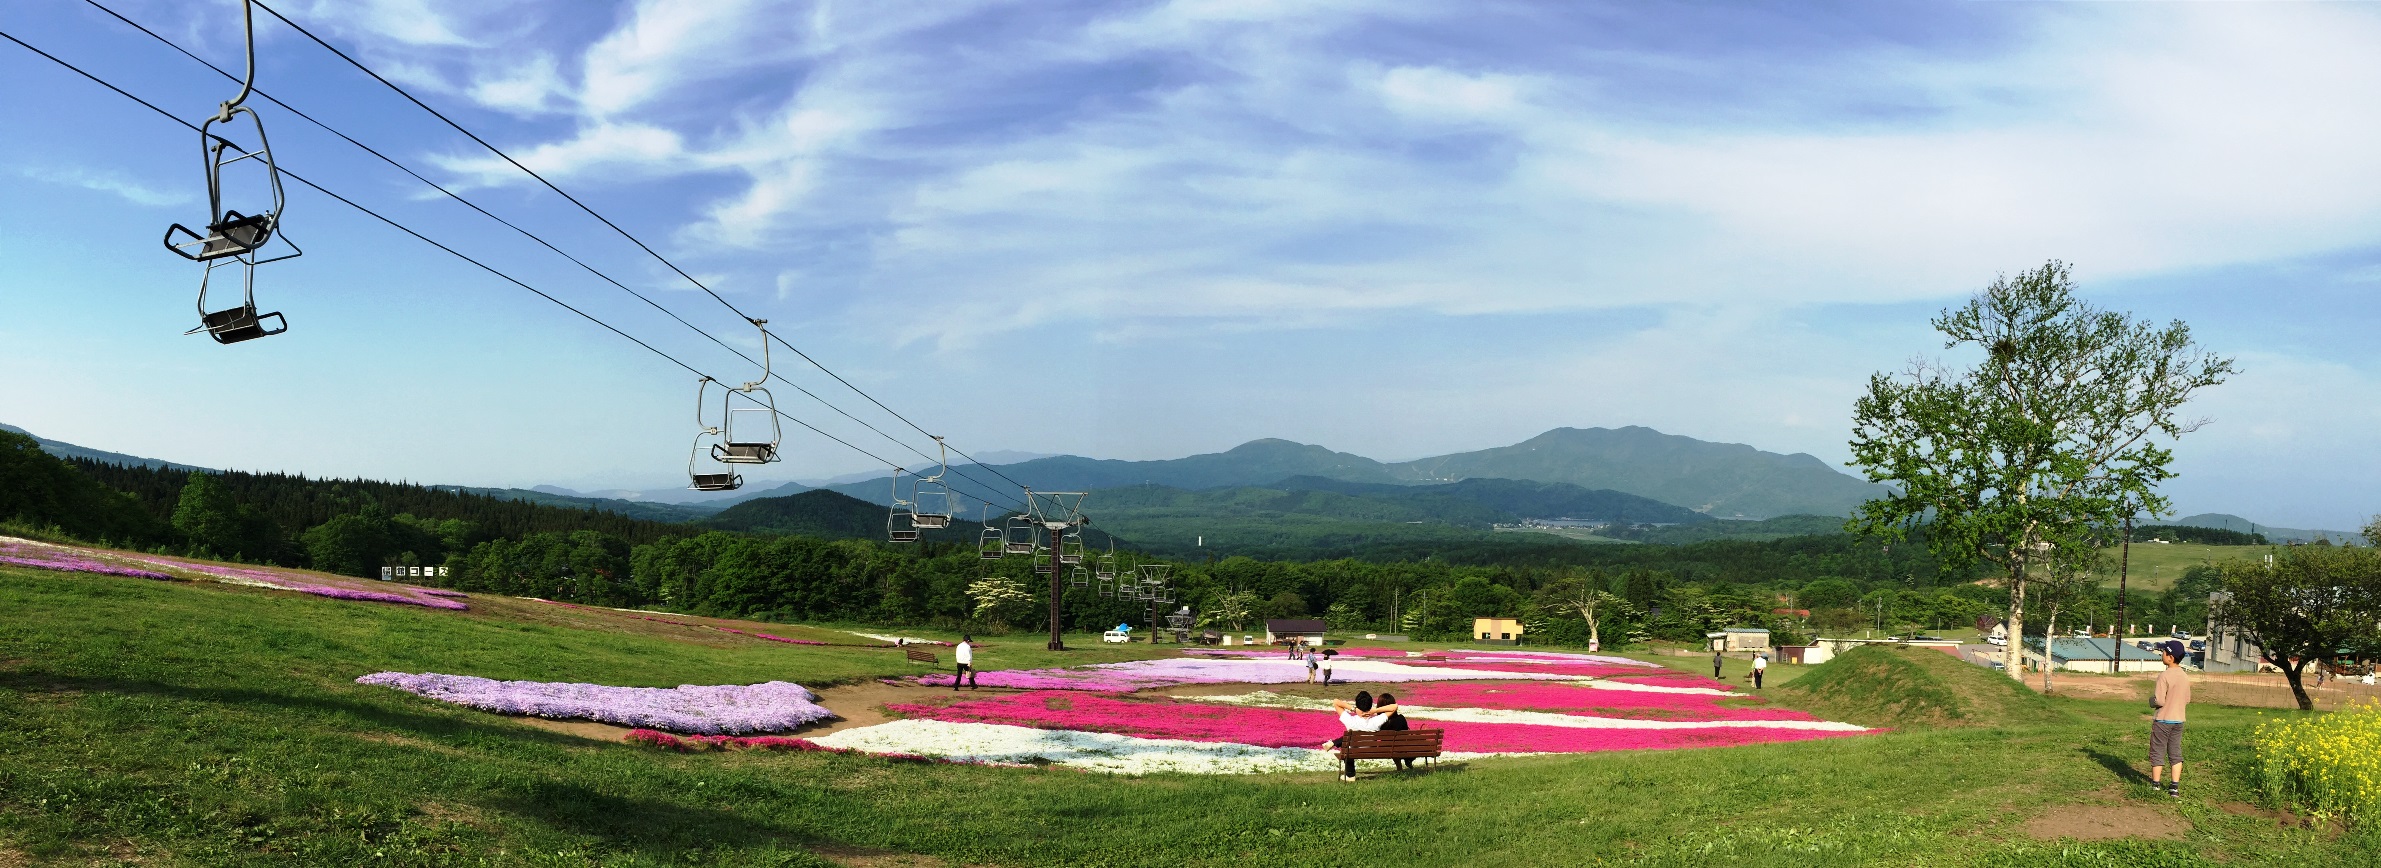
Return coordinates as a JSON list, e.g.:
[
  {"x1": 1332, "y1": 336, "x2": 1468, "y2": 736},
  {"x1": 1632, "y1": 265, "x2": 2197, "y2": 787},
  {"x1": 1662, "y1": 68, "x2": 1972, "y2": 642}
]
[
  {"x1": 1751, "y1": 652, "x2": 1768, "y2": 690},
  {"x1": 955, "y1": 635, "x2": 977, "y2": 691},
  {"x1": 2150, "y1": 640, "x2": 2191, "y2": 798},
  {"x1": 1712, "y1": 648, "x2": 1725, "y2": 680}
]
